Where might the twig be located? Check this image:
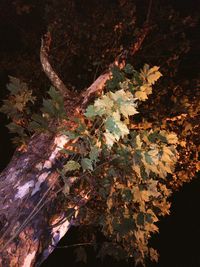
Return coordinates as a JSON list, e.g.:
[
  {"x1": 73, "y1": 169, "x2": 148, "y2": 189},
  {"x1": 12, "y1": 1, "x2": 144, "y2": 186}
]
[{"x1": 52, "y1": 242, "x2": 95, "y2": 249}]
